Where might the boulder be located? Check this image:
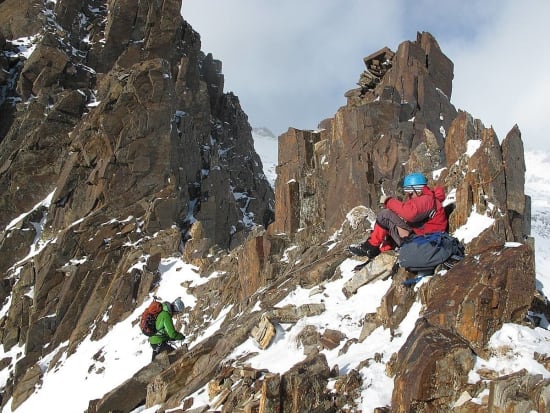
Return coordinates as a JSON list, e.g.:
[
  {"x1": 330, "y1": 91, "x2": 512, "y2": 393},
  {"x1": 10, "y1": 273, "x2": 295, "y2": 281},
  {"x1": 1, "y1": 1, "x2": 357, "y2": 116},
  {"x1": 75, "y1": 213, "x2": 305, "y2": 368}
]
[
  {"x1": 280, "y1": 353, "x2": 333, "y2": 412},
  {"x1": 342, "y1": 252, "x2": 398, "y2": 297},
  {"x1": 251, "y1": 314, "x2": 277, "y2": 349},
  {"x1": 87, "y1": 356, "x2": 170, "y2": 413},
  {"x1": 389, "y1": 319, "x2": 475, "y2": 413},
  {"x1": 423, "y1": 244, "x2": 534, "y2": 354},
  {"x1": 0, "y1": 0, "x2": 43, "y2": 38},
  {"x1": 16, "y1": 39, "x2": 69, "y2": 99}
]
